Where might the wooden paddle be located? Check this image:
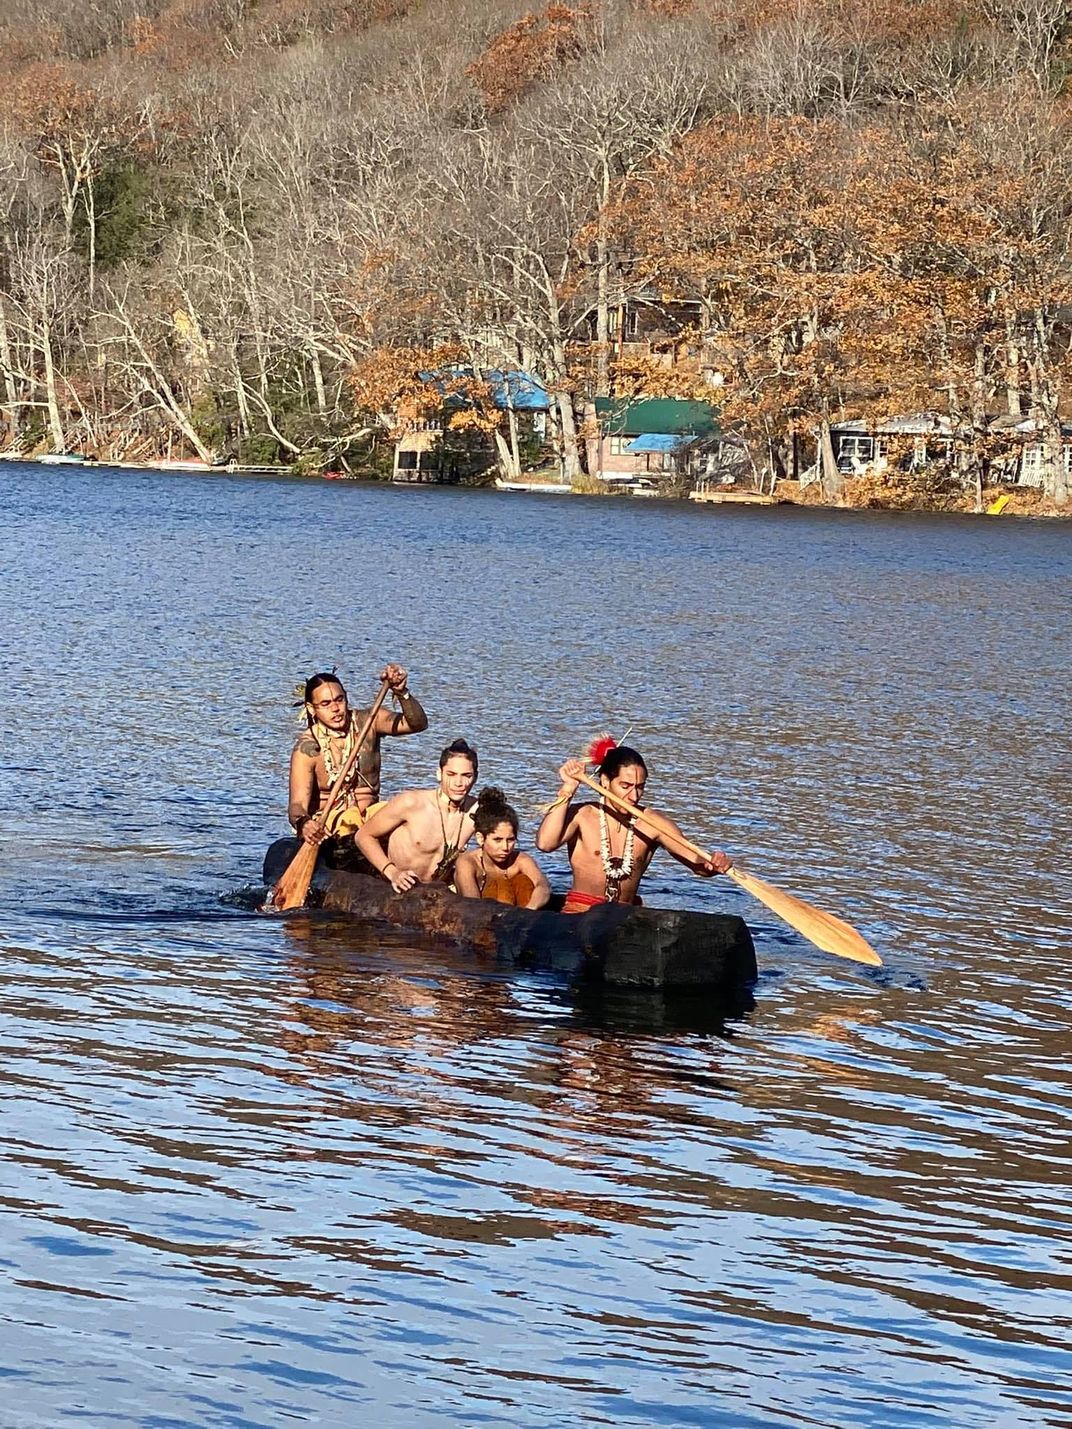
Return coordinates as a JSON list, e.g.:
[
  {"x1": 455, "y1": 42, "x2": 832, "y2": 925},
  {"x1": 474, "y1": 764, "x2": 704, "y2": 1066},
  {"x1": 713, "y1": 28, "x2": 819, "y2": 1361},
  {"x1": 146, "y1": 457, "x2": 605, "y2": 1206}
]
[
  {"x1": 266, "y1": 679, "x2": 391, "y2": 912},
  {"x1": 570, "y1": 769, "x2": 882, "y2": 967}
]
